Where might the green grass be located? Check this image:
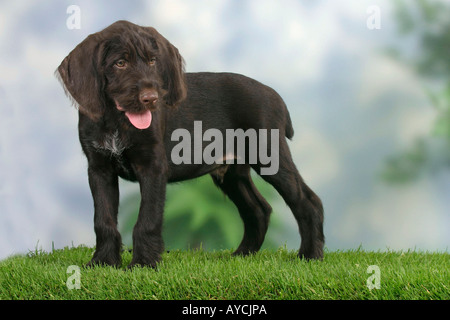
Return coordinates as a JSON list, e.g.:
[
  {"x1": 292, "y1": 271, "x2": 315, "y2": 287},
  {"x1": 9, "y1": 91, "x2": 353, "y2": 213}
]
[{"x1": 0, "y1": 246, "x2": 448, "y2": 300}]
